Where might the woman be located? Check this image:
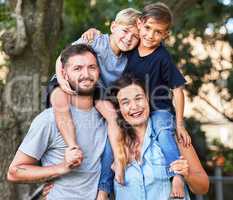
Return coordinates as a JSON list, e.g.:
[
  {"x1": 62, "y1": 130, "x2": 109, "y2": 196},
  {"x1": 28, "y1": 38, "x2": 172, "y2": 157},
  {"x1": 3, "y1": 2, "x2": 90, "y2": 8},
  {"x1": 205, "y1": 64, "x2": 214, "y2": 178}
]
[{"x1": 111, "y1": 73, "x2": 209, "y2": 200}]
